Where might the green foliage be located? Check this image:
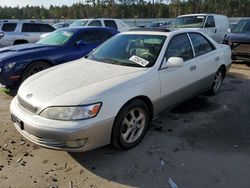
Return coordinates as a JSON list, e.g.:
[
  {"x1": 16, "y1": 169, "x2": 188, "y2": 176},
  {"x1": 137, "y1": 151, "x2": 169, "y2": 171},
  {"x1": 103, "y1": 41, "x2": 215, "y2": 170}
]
[{"x1": 0, "y1": 0, "x2": 249, "y2": 19}]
